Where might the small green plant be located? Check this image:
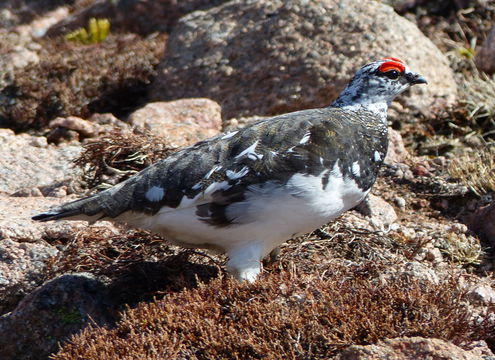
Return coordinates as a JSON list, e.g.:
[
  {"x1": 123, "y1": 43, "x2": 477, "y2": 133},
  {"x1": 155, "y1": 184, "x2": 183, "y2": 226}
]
[
  {"x1": 457, "y1": 46, "x2": 475, "y2": 59},
  {"x1": 65, "y1": 18, "x2": 110, "y2": 44},
  {"x1": 56, "y1": 307, "x2": 82, "y2": 325}
]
